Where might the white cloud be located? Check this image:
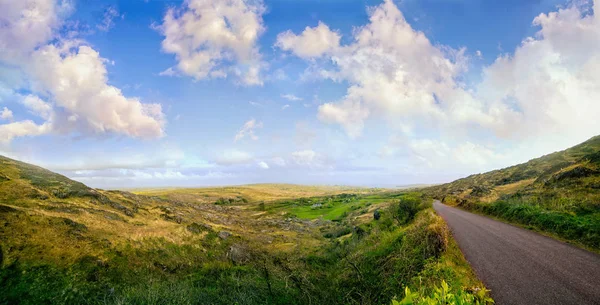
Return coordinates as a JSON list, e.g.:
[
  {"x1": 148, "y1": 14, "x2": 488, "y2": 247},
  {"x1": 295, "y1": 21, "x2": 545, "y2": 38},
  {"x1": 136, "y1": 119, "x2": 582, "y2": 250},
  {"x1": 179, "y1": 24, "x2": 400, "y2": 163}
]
[
  {"x1": 0, "y1": 120, "x2": 51, "y2": 144},
  {"x1": 21, "y1": 95, "x2": 52, "y2": 119},
  {"x1": 67, "y1": 168, "x2": 235, "y2": 188},
  {"x1": 291, "y1": 149, "x2": 329, "y2": 168},
  {"x1": 276, "y1": 22, "x2": 341, "y2": 58},
  {"x1": 44, "y1": 146, "x2": 187, "y2": 171},
  {"x1": 273, "y1": 68, "x2": 287, "y2": 81},
  {"x1": 0, "y1": 0, "x2": 166, "y2": 142},
  {"x1": 158, "y1": 0, "x2": 266, "y2": 85},
  {"x1": 216, "y1": 149, "x2": 253, "y2": 165},
  {"x1": 405, "y1": 138, "x2": 505, "y2": 173},
  {"x1": 234, "y1": 118, "x2": 262, "y2": 142},
  {"x1": 159, "y1": 67, "x2": 178, "y2": 77},
  {"x1": 476, "y1": 1, "x2": 600, "y2": 144},
  {"x1": 281, "y1": 94, "x2": 302, "y2": 101},
  {"x1": 97, "y1": 6, "x2": 121, "y2": 32},
  {"x1": 317, "y1": 100, "x2": 369, "y2": 138},
  {"x1": 0, "y1": 0, "x2": 73, "y2": 62},
  {"x1": 281, "y1": 104, "x2": 290, "y2": 110},
  {"x1": 257, "y1": 161, "x2": 269, "y2": 169},
  {"x1": 279, "y1": 0, "x2": 469, "y2": 138},
  {"x1": 281, "y1": 0, "x2": 600, "y2": 172},
  {"x1": 291, "y1": 149, "x2": 316, "y2": 166},
  {"x1": 0, "y1": 107, "x2": 13, "y2": 120},
  {"x1": 27, "y1": 44, "x2": 165, "y2": 138}
]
